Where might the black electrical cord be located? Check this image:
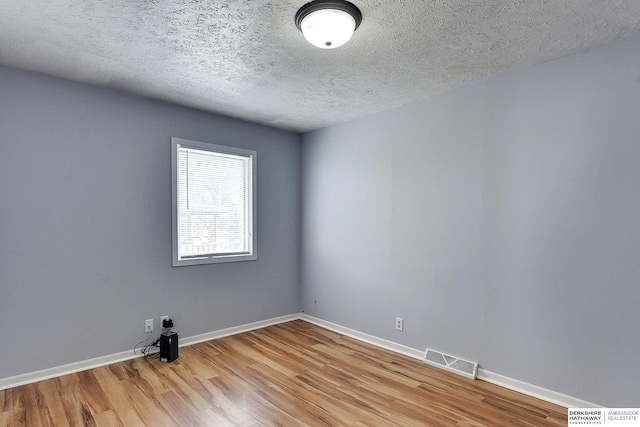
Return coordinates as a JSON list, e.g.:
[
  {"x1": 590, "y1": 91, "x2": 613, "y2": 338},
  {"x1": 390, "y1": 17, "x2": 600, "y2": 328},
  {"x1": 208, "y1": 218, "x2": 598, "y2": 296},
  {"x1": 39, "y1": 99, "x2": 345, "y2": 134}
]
[
  {"x1": 133, "y1": 318, "x2": 175, "y2": 359},
  {"x1": 134, "y1": 332, "x2": 161, "y2": 358},
  {"x1": 142, "y1": 340, "x2": 160, "y2": 358}
]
